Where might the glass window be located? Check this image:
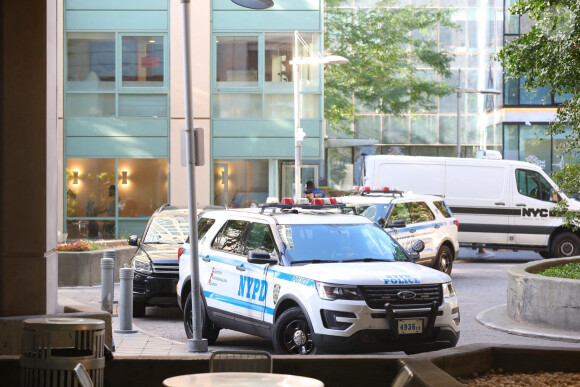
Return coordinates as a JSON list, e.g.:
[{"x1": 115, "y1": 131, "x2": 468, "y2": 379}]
[
  {"x1": 198, "y1": 218, "x2": 216, "y2": 240},
  {"x1": 144, "y1": 215, "x2": 189, "y2": 244},
  {"x1": 118, "y1": 159, "x2": 168, "y2": 217},
  {"x1": 212, "y1": 220, "x2": 249, "y2": 255},
  {"x1": 384, "y1": 116, "x2": 409, "y2": 144},
  {"x1": 515, "y1": 169, "x2": 555, "y2": 202},
  {"x1": 213, "y1": 160, "x2": 269, "y2": 207},
  {"x1": 212, "y1": 94, "x2": 262, "y2": 118},
  {"x1": 65, "y1": 94, "x2": 115, "y2": 117},
  {"x1": 216, "y1": 36, "x2": 259, "y2": 88},
  {"x1": 264, "y1": 94, "x2": 293, "y2": 119},
  {"x1": 433, "y1": 201, "x2": 452, "y2": 218},
  {"x1": 519, "y1": 77, "x2": 551, "y2": 105},
  {"x1": 265, "y1": 34, "x2": 293, "y2": 83},
  {"x1": 301, "y1": 94, "x2": 321, "y2": 119},
  {"x1": 354, "y1": 115, "x2": 381, "y2": 140},
  {"x1": 67, "y1": 32, "x2": 115, "y2": 92},
  {"x1": 503, "y1": 124, "x2": 519, "y2": 160},
  {"x1": 411, "y1": 115, "x2": 437, "y2": 144},
  {"x1": 327, "y1": 147, "x2": 354, "y2": 191},
  {"x1": 388, "y1": 203, "x2": 412, "y2": 224},
  {"x1": 119, "y1": 94, "x2": 168, "y2": 117},
  {"x1": 519, "y1": 124, "x2": 550, "y2": 173},
  {"x1": 122, "y1": 36, "x2": 164, "y2": 88},
  {"x1": 505, "y1": 0, "x2": 520, "y2": 34},
  {"x1": 244, "y1": 223, "x2": 278, "y2": 257},
  {"x1": 66, "y1": 159, "x2": 116, "y2": 218},
  {"x1": 408, "y1": 202, "x2": 435, "y2": 223},
  {"x1": 439, "y1": 116, "x2": 457, "y2": 144}
]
